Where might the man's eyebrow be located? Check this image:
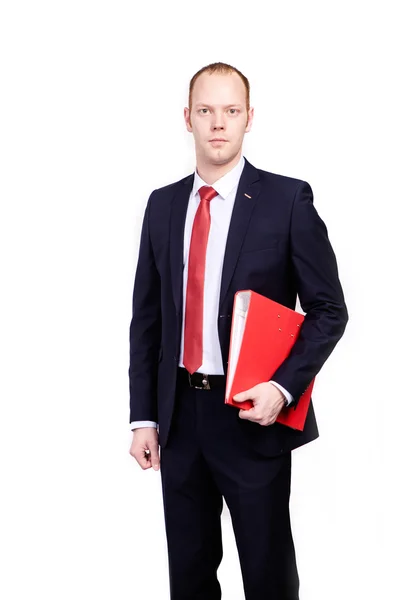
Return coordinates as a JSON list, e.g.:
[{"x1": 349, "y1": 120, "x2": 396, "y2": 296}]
[{"x1": 194, "y1": 103, "x2": 243, "y2": 108}]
